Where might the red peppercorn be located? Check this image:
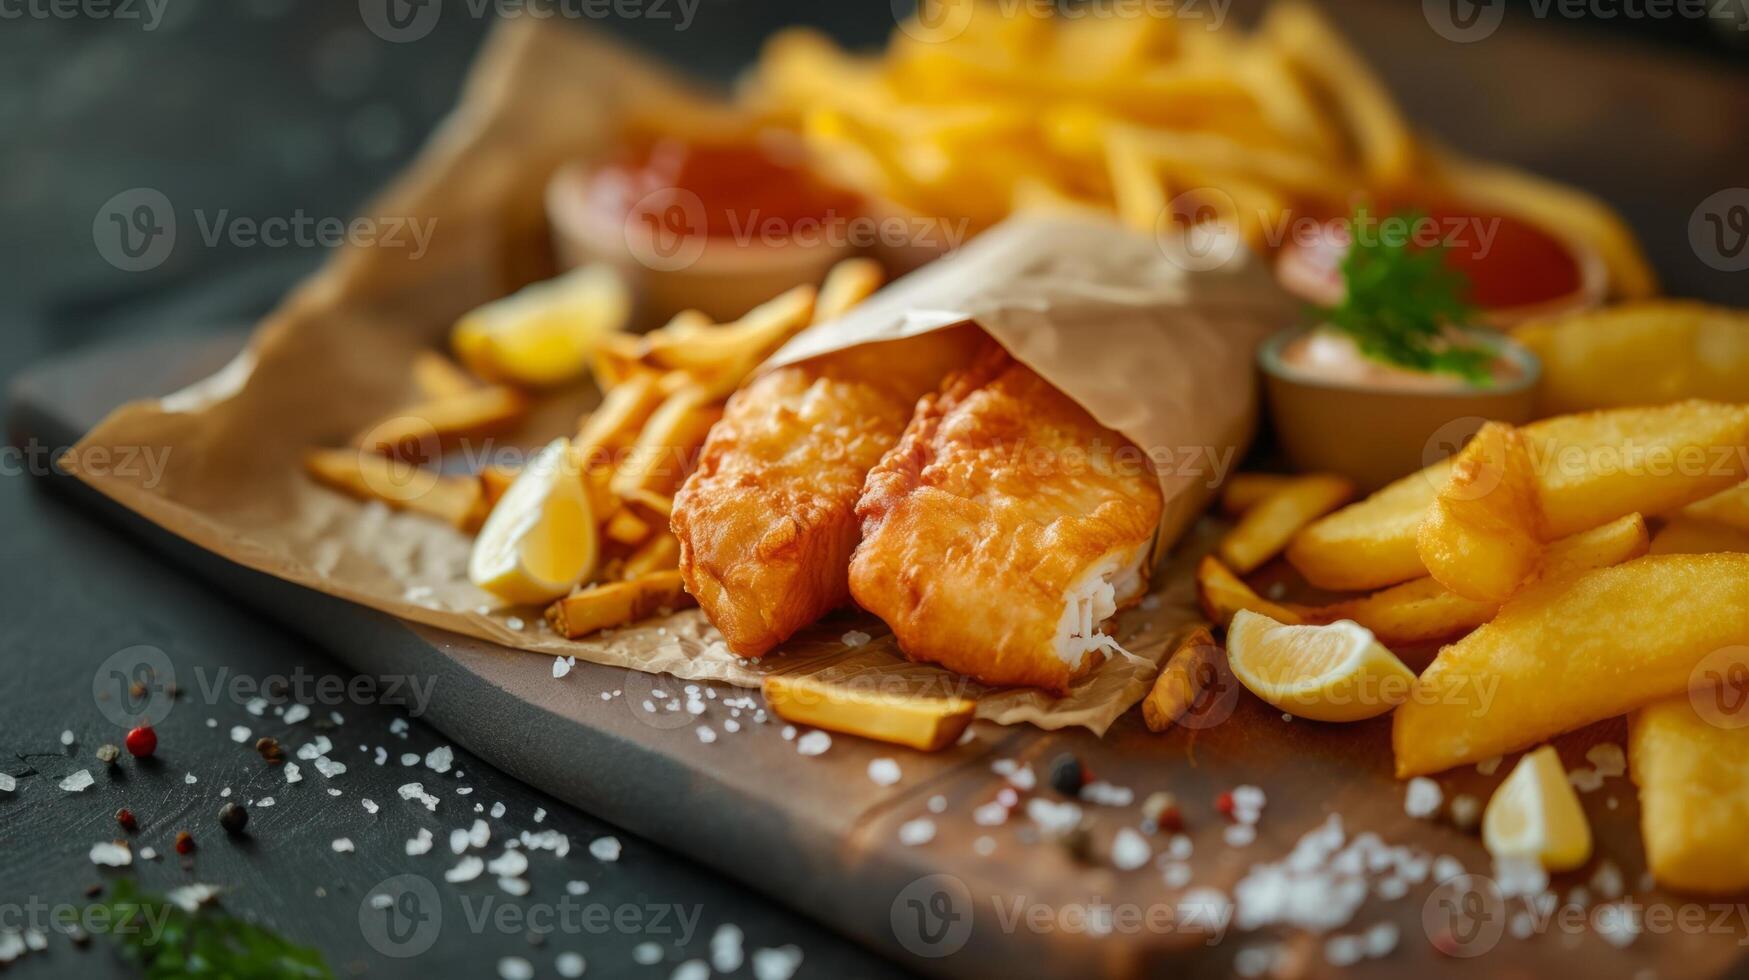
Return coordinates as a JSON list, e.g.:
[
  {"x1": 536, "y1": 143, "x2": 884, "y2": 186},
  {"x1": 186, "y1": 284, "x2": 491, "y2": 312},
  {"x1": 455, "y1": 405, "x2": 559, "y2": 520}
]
[
  {"x1": 125, "y1": 725, "x2": 157, "y2": 758},
  {"x1": 174, "y1": 831, "x2": 194, "y2": 855},
  {"x1": 1215, "y1": 790, "x2": 1236, "y2": 820},
  {"x1": 116, "y1": 808, "x2": 137, "y2": 832}
]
